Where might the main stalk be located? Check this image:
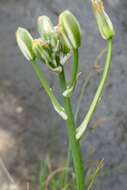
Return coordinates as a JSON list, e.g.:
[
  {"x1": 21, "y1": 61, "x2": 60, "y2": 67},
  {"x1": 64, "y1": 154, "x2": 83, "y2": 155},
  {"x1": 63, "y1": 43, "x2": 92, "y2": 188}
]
[{"x1": 59, "y1": 68, "x2": 85, "y2": 190}]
